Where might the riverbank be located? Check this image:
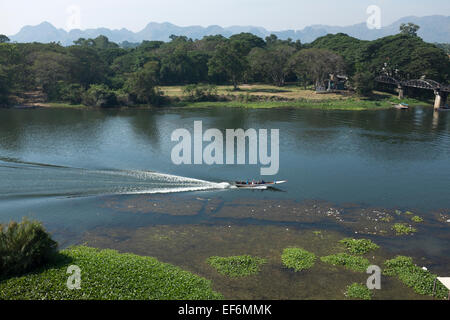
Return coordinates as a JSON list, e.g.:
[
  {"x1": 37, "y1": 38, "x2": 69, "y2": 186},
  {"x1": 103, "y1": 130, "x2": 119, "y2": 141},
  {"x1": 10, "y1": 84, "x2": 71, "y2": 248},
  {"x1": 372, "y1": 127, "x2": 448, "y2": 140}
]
[
  {"x1": 4, "y1": 85, "x2": 431, "y2": 111},
  {"x1": 163, "y1": 84, "x2": 430, "y2": 110}
]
